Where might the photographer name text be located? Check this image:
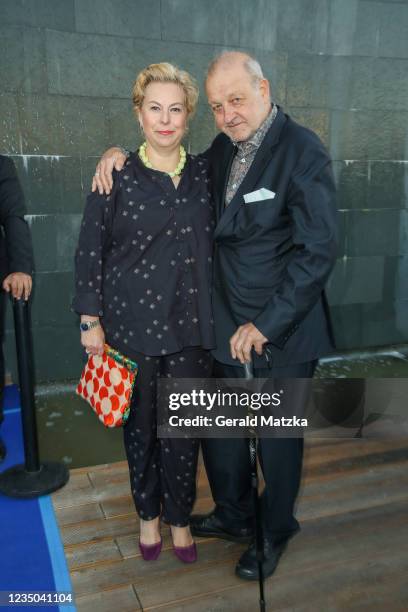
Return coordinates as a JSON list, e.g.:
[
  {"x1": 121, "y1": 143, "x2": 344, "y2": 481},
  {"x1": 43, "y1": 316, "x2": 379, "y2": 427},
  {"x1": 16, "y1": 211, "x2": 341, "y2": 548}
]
[{"x1": 168, "y1": 415, "x2": 308, "y2": 427}]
